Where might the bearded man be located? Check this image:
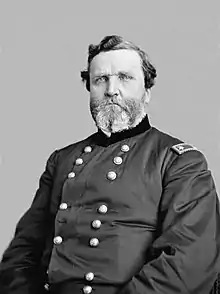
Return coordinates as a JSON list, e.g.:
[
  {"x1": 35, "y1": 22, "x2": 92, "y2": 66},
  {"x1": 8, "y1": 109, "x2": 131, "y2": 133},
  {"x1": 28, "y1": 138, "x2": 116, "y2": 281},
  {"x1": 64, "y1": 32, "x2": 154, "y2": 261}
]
[{"x1": 0, "y1": 35, "x2": 219, "y2": 294}]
